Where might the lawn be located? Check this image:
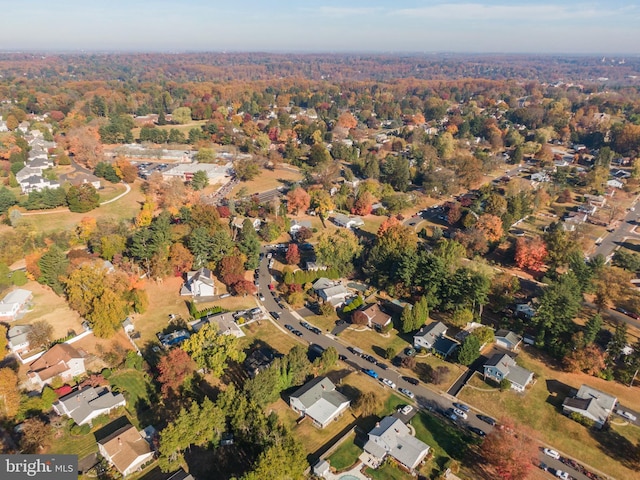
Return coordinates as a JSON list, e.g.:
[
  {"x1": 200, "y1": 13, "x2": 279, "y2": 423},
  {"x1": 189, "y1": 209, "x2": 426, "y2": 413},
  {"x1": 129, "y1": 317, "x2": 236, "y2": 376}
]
[
  {"x1": 458, "y1": 350, "x2": 640, "y2": 480},
  {"x1": 230, "y1": 165, "x2": 303, "y2": 196},
  {"x1": 49, "y1": 428, "x2": 97, "y2": 459},
  {"x1": 365, "y1": 462, "x2": 412, "y2": 480},
  {"x1": 413, "y1": 355, "x2": 466, "y2": 392},
  {"x1": 304, "y1": 313, "x2": 339, "y2": 333},
  {"x1": 327, "y1": 432, "x2": 362, "y2": 471},
  {"x1": 109, "y1": 369, "x2": 153, "y2": 412},
  {"x1": 240, "y1": 318, "x2": 300, "y2": 355},
  {"x1": 339, "y1": 327, "x2": 410, "y2": 361}
]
